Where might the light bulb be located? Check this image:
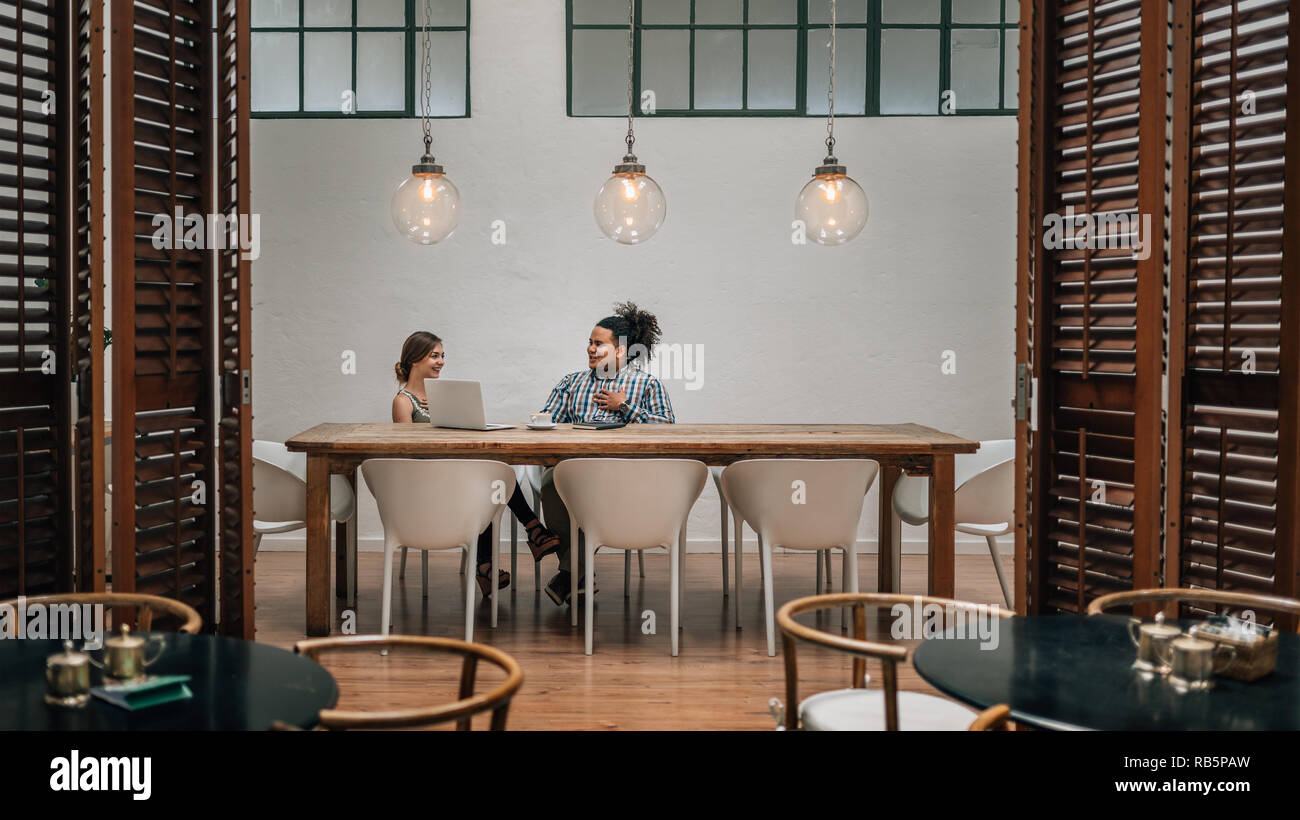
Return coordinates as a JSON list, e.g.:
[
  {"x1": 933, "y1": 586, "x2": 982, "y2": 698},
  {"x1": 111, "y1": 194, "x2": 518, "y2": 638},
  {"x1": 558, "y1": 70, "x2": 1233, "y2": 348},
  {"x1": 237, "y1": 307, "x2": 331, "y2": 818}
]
[
  {"x1": 795, "y1": 165, "x2": 868, "y2": 246},
  {"x1": 392, "y1": 163, "x2": 459, "y2": 245},
  {"x1": 595, "y1": 168, "x2": 665, "y2": 245}
]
